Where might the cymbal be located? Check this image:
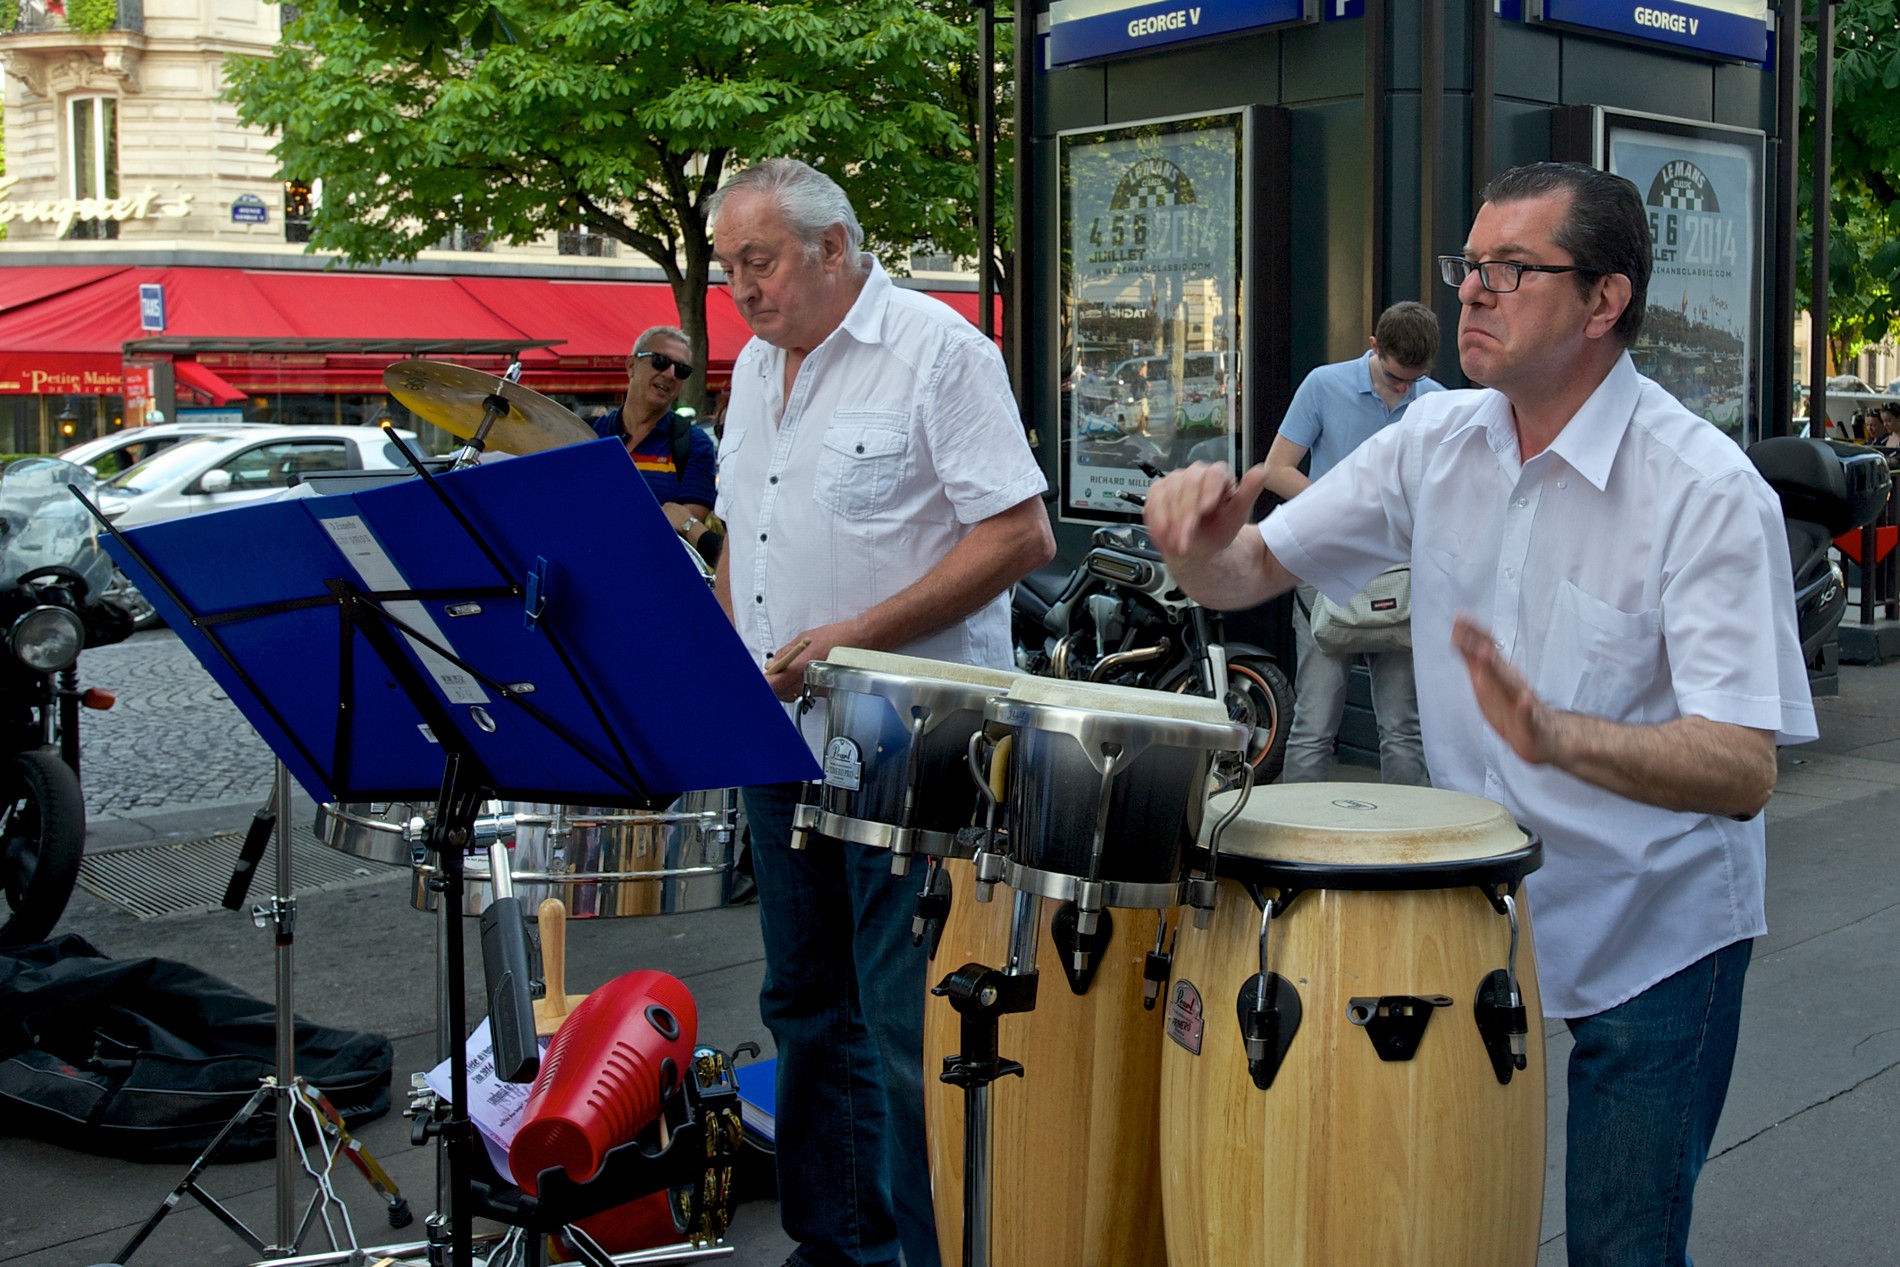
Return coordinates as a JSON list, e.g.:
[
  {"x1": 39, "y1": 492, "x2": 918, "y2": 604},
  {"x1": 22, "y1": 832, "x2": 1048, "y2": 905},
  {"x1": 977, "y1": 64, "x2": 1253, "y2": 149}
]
[{"x1": 383, "y1": 361, "x2": 596, "y2": 455}]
